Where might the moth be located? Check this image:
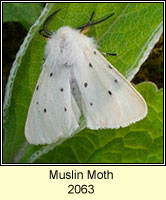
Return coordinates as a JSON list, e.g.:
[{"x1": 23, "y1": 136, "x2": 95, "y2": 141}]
[{"x1": 25, "y1": 9, "x2": 147, "y2": 144}]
